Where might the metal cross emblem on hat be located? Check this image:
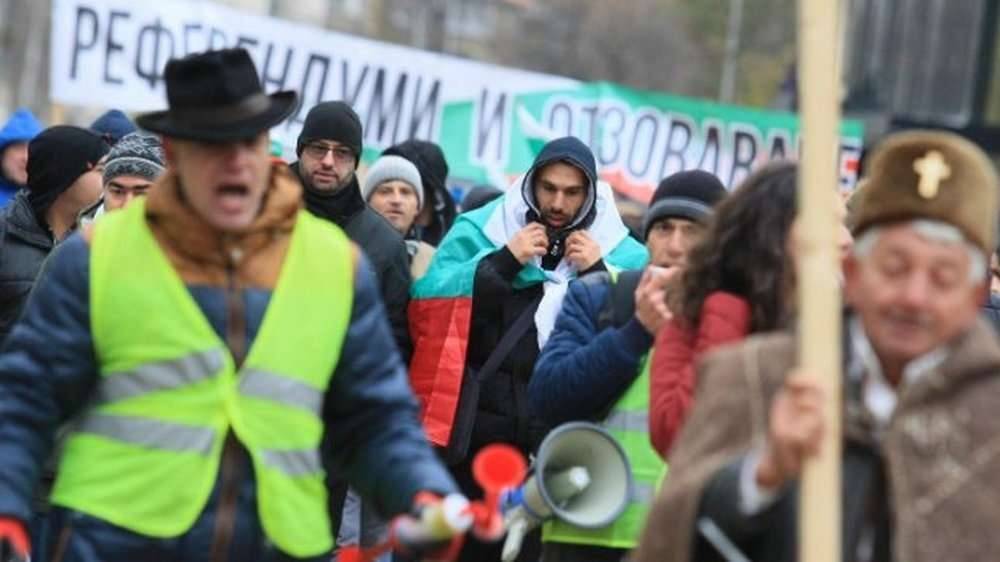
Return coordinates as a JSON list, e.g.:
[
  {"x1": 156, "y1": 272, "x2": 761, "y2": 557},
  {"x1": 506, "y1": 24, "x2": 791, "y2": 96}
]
[{"x1": 913, "y1": 150, "x2": 952, "y2": 199}]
